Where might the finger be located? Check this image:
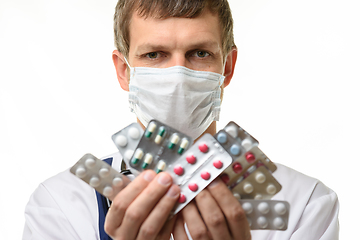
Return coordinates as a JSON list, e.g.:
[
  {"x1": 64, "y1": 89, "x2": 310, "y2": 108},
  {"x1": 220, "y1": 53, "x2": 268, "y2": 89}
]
[
  {"x1": 195, "y1": 189, "x2": 232, "y2": 240},
  {"x1": 172, "y1": 212, "x2": 189, "y2": 240},
  {"x1": 181, "y1": 201, "x2": 210, "y2": 240},
  {"x1": 117, "y1": 172, "x2": 174, "y2": 239},
  {"x1": 207, "y1": 178, "x2": 251, "y2": 240},
  {"x1": 137, "y1": 184, "x2": 181, "y2": 240},
  {"x1": 105, "y1": 170, "x2": 156, "y2": 236}
]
